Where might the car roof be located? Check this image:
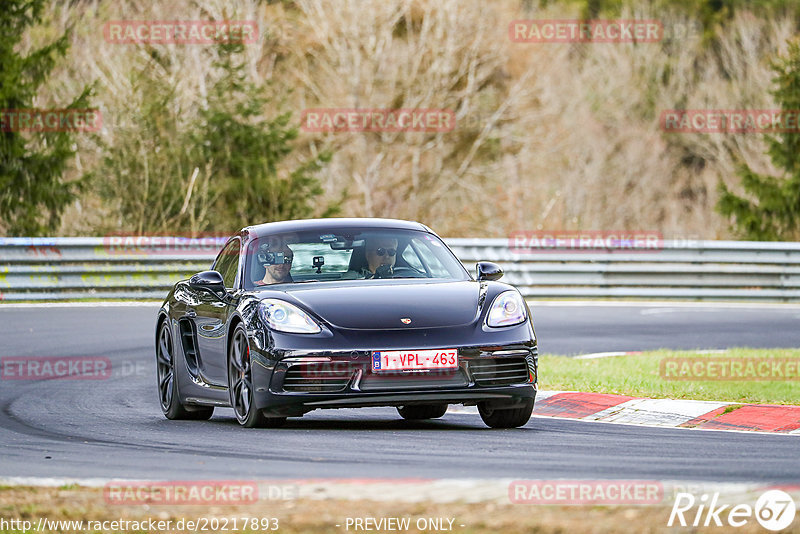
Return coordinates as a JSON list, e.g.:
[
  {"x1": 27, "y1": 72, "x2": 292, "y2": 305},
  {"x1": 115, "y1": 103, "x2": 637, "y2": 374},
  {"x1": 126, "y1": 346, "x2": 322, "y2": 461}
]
[{"x1": 243, "y1": 218, "x2": 433, "y2": 239}]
